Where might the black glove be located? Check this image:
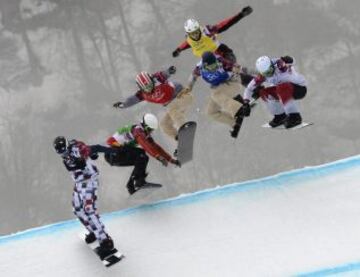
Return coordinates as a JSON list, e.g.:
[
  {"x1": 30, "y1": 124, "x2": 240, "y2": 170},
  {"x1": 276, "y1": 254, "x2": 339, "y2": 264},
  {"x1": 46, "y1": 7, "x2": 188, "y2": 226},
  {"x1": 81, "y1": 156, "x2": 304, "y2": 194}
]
[
  {"x1": 241, "y1": 6, "x2": 253, "y2": 16},
  {"x1": 113, "y1": 101, "x2": 124, "y2": 108},
  {"x1": 172, "y1": 49, "x2": 180, "y2": 58},
  {"x1": 90, "y1": 152, "x2": 99, "y2": 160},
  {"x1": 168, "y1": 65, "x2": 176, "y2": 75},
  {"x1": 280, "y1": 55, "x2": 294, "y2": 64},
  {"x1": 241, "y1": 101, "x2": 251, "y2": 117},
  {"x1": 171, "y1": 159, "x2": 181, "y2": 168}
]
